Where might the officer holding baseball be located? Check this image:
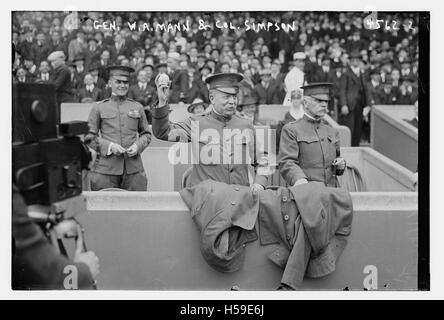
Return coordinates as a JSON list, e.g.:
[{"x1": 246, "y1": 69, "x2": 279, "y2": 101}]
[
  {"x1": 85, "y1": 65, "x2": 152, "y2": 191},
  {"x1": 151, "y1": 72, "x2": 270, "y2": 190}
]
